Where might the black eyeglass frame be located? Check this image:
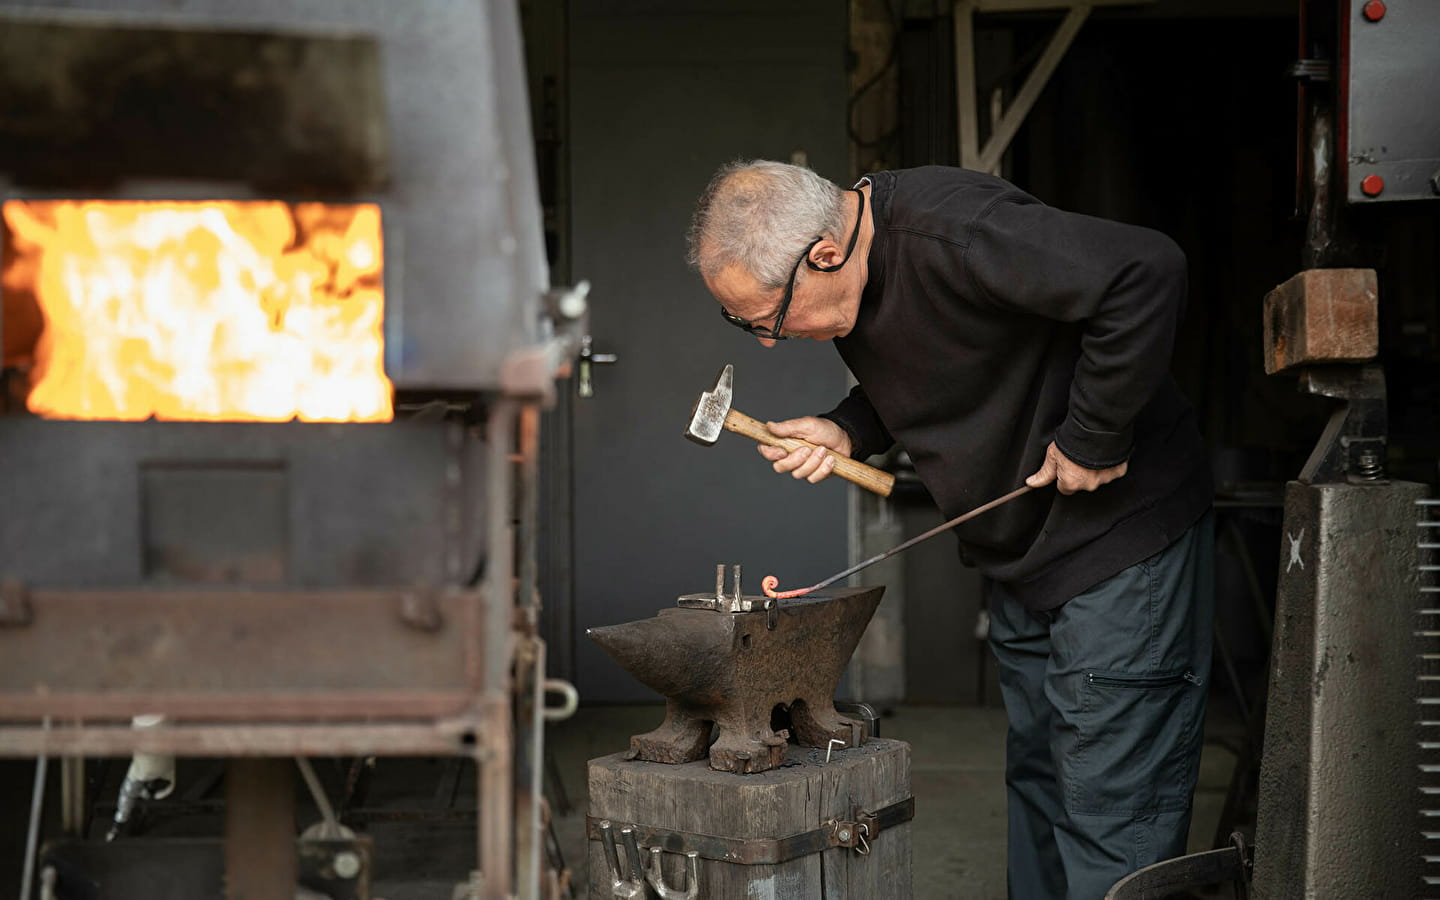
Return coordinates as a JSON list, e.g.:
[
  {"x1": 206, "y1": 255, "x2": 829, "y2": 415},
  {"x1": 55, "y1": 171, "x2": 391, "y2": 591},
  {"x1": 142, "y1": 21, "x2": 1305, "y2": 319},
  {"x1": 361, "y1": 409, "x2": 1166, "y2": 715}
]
[{"x1": 719, "y1": 188, "x2": 866, "y2": 341}]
